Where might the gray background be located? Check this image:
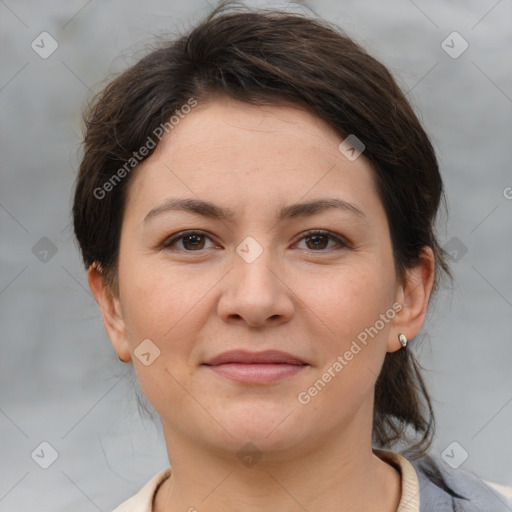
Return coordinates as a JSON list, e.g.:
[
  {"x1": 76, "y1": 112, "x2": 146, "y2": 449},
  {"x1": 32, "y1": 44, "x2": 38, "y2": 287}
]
[{"x1": 1, "y1": 0, "x2": 511, "y2": 510}]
